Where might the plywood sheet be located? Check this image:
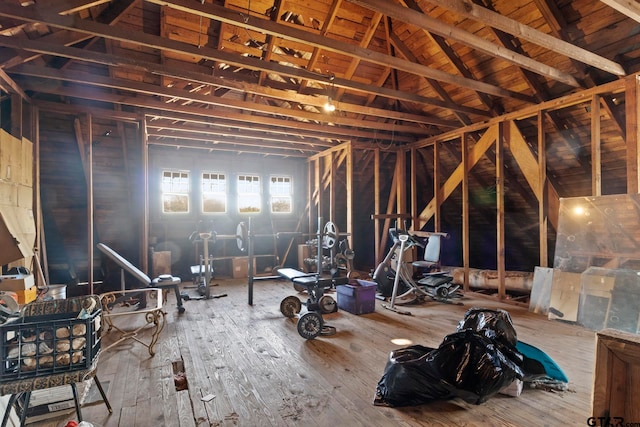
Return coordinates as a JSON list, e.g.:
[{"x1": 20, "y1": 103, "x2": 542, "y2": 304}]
[{"x1": 21, "y1": 137, "x2": 33, "y2": 186}]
